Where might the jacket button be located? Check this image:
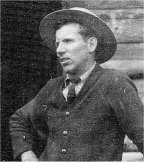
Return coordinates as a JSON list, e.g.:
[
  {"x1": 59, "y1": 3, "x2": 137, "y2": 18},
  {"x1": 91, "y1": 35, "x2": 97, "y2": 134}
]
[
  {"x1": 61, "y1": 149, "x2": 67, "y2": 154},
  {"x1": 65, "y1": 111, "x2": 70, "y2": 116},
  {"x1": 63, "y1": 131, "x2": 68, "y2": 135},
  {"x1": 42, "y1": 105, "x2": 47, "y2": 110},
  {"x1": 23, "y1": 135, "x2": 26, "y2": 140}
]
